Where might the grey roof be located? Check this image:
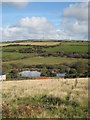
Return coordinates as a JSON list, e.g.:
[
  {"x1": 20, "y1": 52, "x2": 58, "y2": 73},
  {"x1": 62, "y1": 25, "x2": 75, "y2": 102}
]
[{"x1": 0, "y1": 70, "x2": 5, "y2": 75}]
